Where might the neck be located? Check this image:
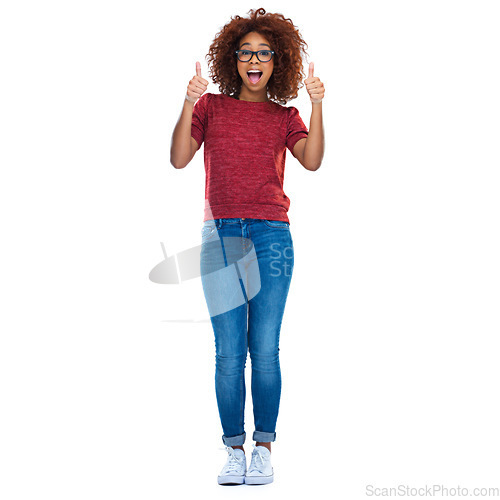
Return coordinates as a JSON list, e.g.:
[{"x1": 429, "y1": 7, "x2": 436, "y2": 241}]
[{"x1": 237, "y1": 87, "x2": 269, "y2": 103}]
